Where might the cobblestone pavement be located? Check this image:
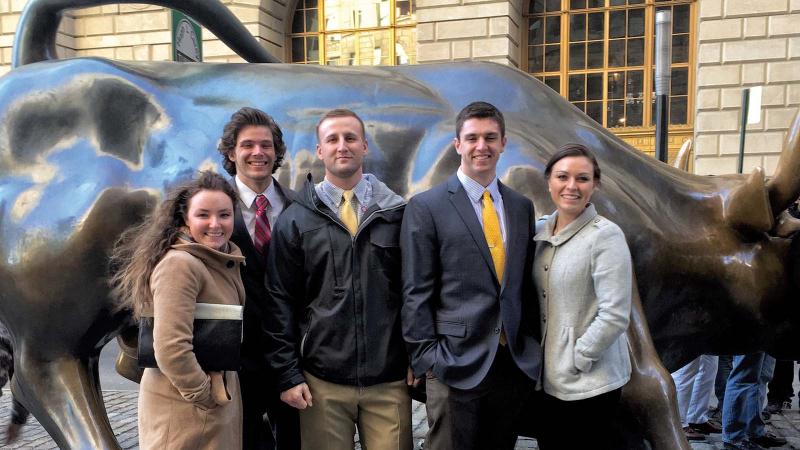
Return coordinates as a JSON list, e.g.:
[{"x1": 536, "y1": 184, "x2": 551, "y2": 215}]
[
  {"x1": 1, "y1": 392, "x2": 799, "y2": 449},
  {"x1": 0, "y1": 391, "x2": 139, "y2": 449}
]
